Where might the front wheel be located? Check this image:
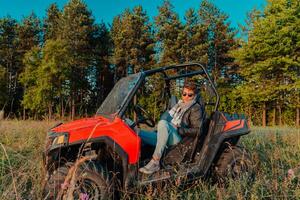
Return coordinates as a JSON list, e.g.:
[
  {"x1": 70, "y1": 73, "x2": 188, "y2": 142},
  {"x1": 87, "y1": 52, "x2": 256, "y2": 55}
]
[
  {"x1": 44, "y1": 161, "x2": 112, "y2": 200},
  {"x1": 214, "y1": 146, "x2": 254, "y2": 182},
  {"x1": 62, "y1": 169, "x2": 109, "y2": 200}
]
